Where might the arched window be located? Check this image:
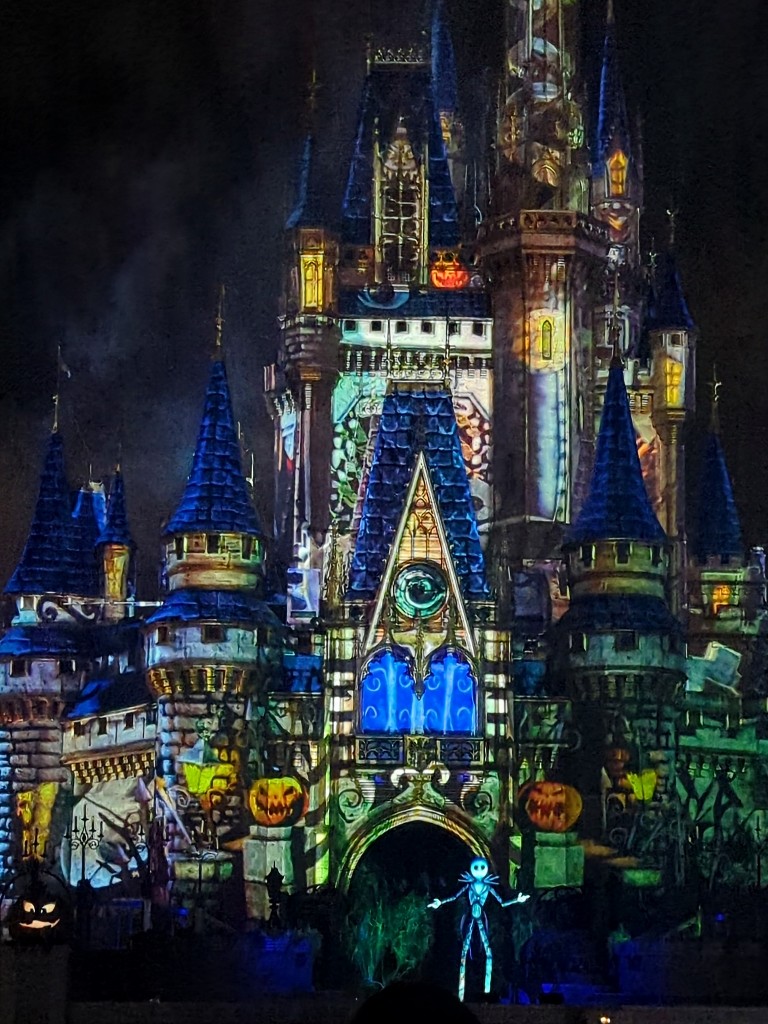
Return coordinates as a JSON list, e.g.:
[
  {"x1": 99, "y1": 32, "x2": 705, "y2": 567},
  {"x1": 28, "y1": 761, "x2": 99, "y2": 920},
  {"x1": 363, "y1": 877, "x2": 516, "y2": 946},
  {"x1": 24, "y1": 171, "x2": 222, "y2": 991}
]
[
  {"x1": 541, "y1": 319, "x2": 553, "y2": 360},
  {"x1": 360, "y1": 648, "x2": 416, "y2": 734},
  {"x1": 421, "y1": 648, "x2": 477, "y2": 735},
  {"x1": 606, "y1": 149, "x2": 628, "y2": 197}
]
